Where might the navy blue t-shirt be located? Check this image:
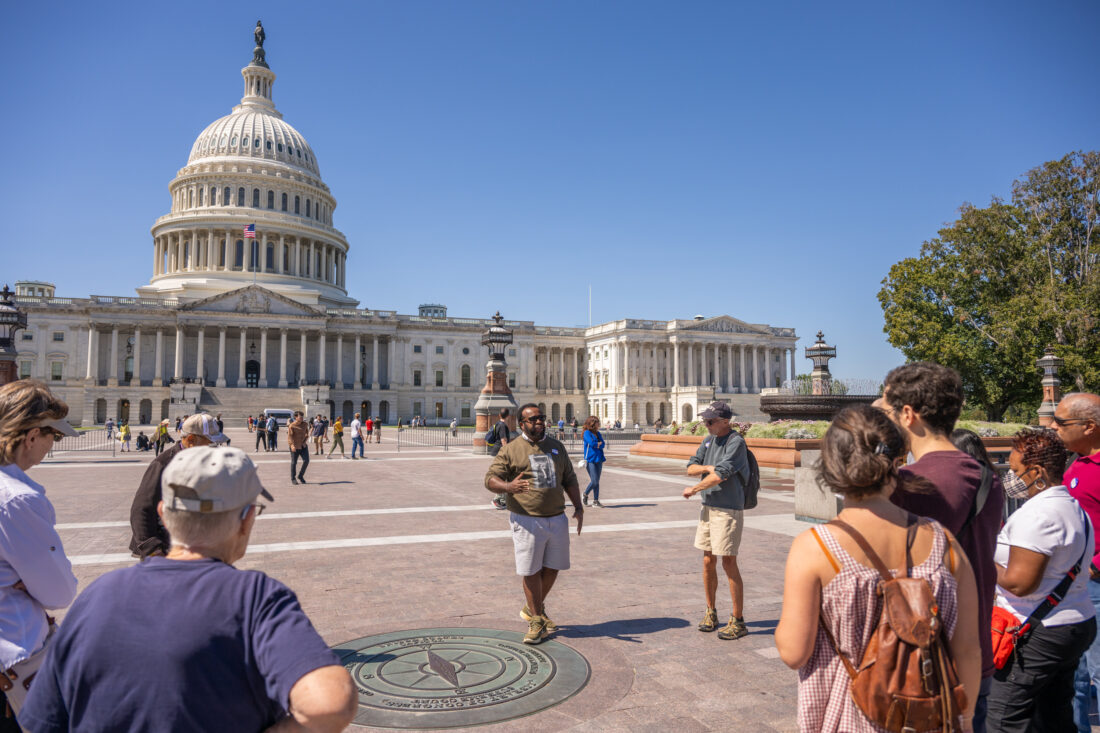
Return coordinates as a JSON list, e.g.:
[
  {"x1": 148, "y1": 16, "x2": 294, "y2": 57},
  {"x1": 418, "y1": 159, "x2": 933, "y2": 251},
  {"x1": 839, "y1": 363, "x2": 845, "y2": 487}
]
[{"x1": 19, "y1": 557, "x2": 339, "y2": 733}]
